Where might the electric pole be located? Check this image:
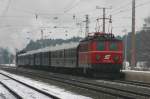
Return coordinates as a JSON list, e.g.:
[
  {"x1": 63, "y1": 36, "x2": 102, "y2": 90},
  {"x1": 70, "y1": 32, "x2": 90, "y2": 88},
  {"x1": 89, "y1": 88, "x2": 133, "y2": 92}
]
[
  {"x1": 131, "y1": 0, "x2": 136, "y2": 69},
  {"x1": 103, "y1": 8, "x2": 106, "y2": 33},
  {"x1": 122, "y1": 29, "x2": 128, "y2": 69},
  {"x1": 41, "y1": 29, "x2": 44, "y2": 48},
  {"x1": 41, "y1": 29, "x2": 44, "y2": 40},
  {"x1": 96, "y1": 6, "x2": 111, "y2": 33},
  {"x1": 85, "y1": 14, "x2": 89, "y2": 37}
]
